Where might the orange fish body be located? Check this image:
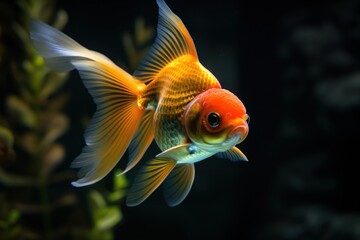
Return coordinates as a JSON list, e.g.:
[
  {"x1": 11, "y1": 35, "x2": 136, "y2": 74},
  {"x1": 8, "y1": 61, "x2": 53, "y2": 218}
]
[
  {"x1": 30, "y1": 0, "x2": 249, "y2": 206},
  {"x1": 140, "y1": 55, "x2": 221, "y2": 151}
]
